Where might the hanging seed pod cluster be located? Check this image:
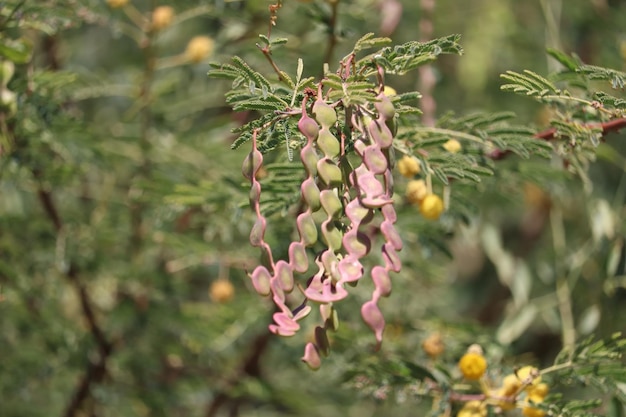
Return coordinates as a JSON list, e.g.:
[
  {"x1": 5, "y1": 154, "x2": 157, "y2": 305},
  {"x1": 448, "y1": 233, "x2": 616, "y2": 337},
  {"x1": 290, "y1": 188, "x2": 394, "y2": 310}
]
[{"x1": 242, "y1": 63, "x2": 403, "y2": 369}]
